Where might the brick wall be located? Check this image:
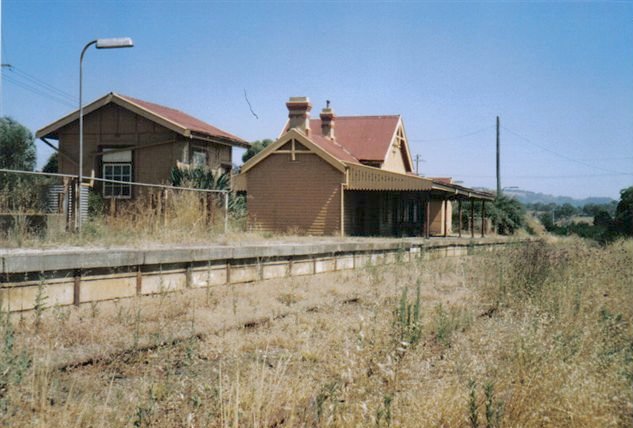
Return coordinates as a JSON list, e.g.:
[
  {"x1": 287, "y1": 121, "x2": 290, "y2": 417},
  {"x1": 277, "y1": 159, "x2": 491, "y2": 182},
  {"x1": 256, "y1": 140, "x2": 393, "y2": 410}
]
[{"x1": 246, "y1": 152, "x2": 344, "y2": 235}]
